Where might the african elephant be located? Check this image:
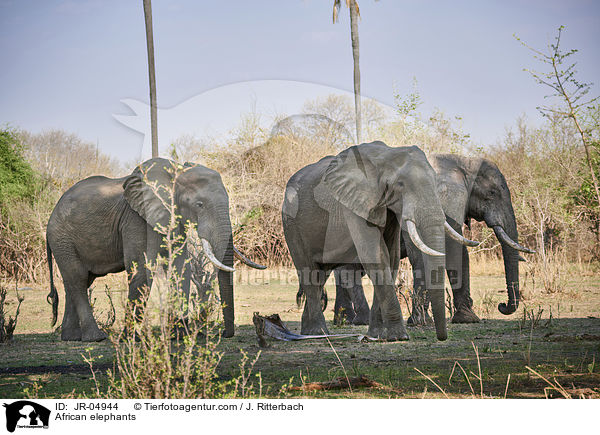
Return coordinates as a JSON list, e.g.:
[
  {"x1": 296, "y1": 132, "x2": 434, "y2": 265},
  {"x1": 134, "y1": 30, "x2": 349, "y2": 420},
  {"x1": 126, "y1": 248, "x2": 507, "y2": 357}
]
[
  {"x1": 282, "y1": 142, "x2": 450, "y2": 341},
  {"x1": 46, "y1": 158, "x2": 264, "y2": 341},
  {"x1": 332, "y1": 154, "x2": 534, "y2": 326}
]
